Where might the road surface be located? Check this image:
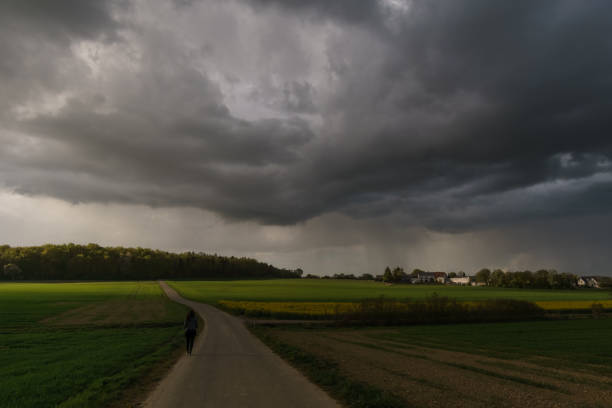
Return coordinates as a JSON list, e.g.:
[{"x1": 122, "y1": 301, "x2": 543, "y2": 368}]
[{"x1": 143, "y1": 281, "x2": 340, "y2": 408}]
